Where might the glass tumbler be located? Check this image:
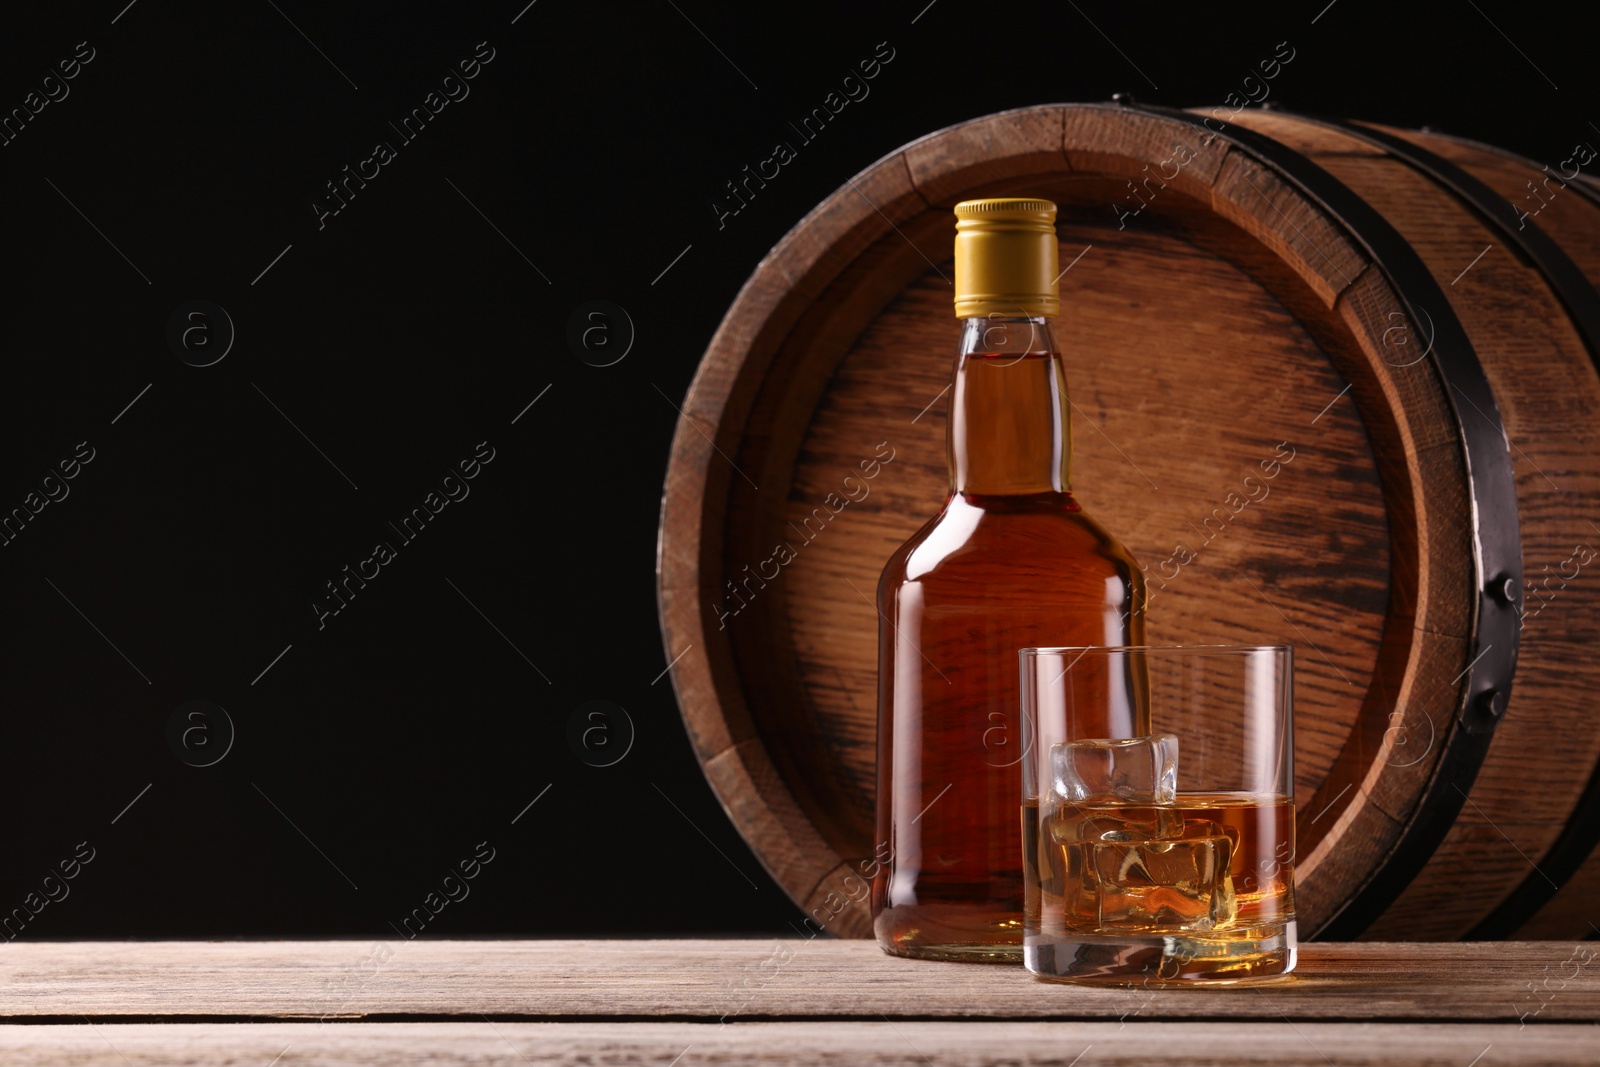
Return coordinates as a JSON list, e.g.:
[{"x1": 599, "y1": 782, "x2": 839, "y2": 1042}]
[{"x1": 1020, "y1": 645, "x2": 1296, "y2": 983}]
